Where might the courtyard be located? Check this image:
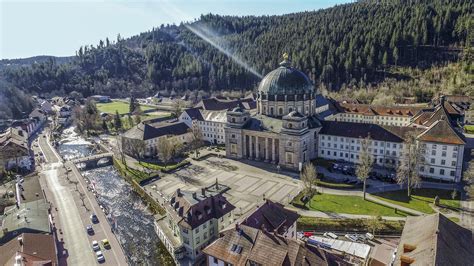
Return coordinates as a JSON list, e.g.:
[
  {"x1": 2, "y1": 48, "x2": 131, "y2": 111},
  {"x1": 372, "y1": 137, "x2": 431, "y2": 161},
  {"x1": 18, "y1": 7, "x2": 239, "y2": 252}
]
[{"x1": 144, "y1": 155, "x2": 302, "y2": 218}]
